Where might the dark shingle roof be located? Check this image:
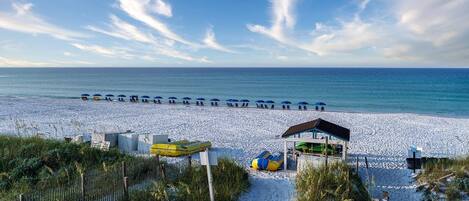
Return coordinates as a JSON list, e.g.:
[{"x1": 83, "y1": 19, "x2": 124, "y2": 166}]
[{"x1": 282, "y1": 118, "x2": 350, "y2": 141}]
